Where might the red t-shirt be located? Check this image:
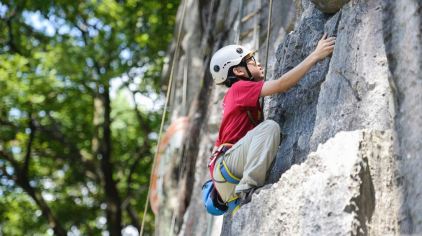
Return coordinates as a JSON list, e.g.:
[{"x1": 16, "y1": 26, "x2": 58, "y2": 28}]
[{"x1": 215, "y1": 80, "x2": 264, "y2": 146}]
